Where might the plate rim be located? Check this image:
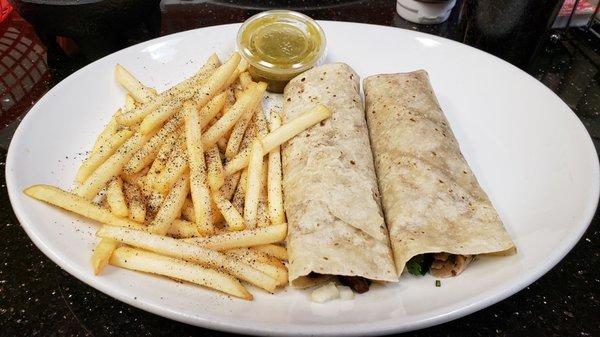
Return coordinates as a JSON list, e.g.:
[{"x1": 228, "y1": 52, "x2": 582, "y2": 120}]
[{"x1": 6, "y1": 21, "x2": 600, "y2": 336}]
